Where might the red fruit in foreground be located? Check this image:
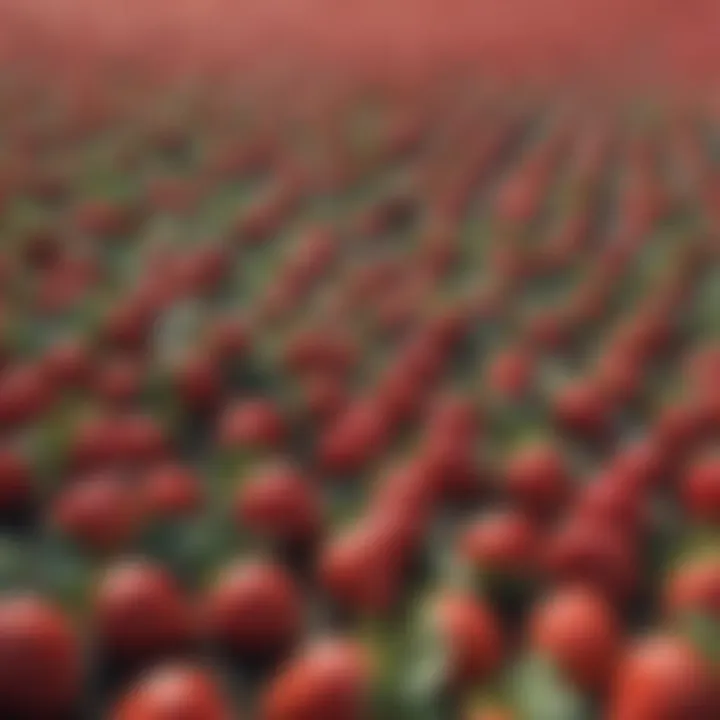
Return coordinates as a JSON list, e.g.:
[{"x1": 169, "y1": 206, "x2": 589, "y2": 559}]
[
  {"x1": 206, "y1": 560, "x2": 302, "y2": 657},
  {"x1": 319, "y1": 518, "x2": 404, "y2": 616},
  {"x1": 553, "y1": 379, "x2": 611, "y2": 438},
  {"x1": 427, "y1": 394, "x2": 481, "y2": 443},
  {"x1": 0, "y1": 595, "x2": 81, "y2": 716},
  {"x1": 93, "y1": 560, "x2": 194, "y2": 661},
  {"x1": 301, "y1": 374, "x2": 348, "y2": 424},
  {"x1": 43, "y1": 339, "x2": 92, "y2": 388},
  {"x1": 142, "y1": 462, "x2": 203, "y2": 518},
  {"x1": 111, "y1": 664, "x2": 233, "y2": 720},
  {"x1": 609, "y1": 439, "x2": 664, "y2": 491},
  {"x1": 0, "y1": 363, "x2": 53, "y2": 426},
  {"x1": 653, "y1": 403, "x2": 704, "y2": 463},
  {"x1": 317, "y1": 400, "x2": 388, "y2": 475},
  {"x1": 663, "y1": 556, "x2": 720, "y2": 618},
  {"x1": 370, "y1": 460, "x2": 435, "y2": 552},
  {"x1": 235, "y1": 462, "x2": 322, "y2": 545},
  {"x1": 543, "y1": 520, "x2": 638, "y2": 603},
  {"x1": 459, "y1": 510, "x2": 539, "y2": 577},
  {"x1": 608, "y1": 634, "x2": 717, "y2": 720},
  {"x1": 423, "y1": 431, "x2": 483, "y2": 501},
  {"x1": 530, "y1": 585, "x2": 620, "y2": 691},
  {"x1": 0, "y1": 447, "x2": 33, "y2": 511},
  {"x1": 70, "y1": 415, "x2": 128, "y2": 470},
  {"x1": 94, "y1": 356, "x2": 144, "y2": 406},
  {"x1": 218, "y1": 399, "x2": 287, "y2": 451},
  {"x1": 206, "y1": 316, "x2": 250, "y2": 362},
  {"x1": 74, "y1": 199, "x2": 137, "y2": 238},
  {"x1": 52, "y1": 472, "x2": 140, "y2": 552},
  {"x1": 261, "y1": 638, "x2": 370, "y2": 720},
  {"x1": 118, "y1": 414, "x2": 169, "y2": 463},
  {"x1": 467, "y1": 709, "x2": 514, "y2": 720},
  {"x1": 574, "y1": 477, "x2": 645, "y2": 539},
  {"x1": 505, "y1": 441, "x2": 571, "y2": 518},
  {"x1": 431, "y1": 591, "x2": 504, "y2": 686},
  {"x1": 682, "y1": 455, "x2": 720, "y2": 525},
  {"x1": 174, "y1": 352, "x2": 222, "y2": 411},
  {"x1": 486, "y1": 348, "x2": 533, "y2": 400}
]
